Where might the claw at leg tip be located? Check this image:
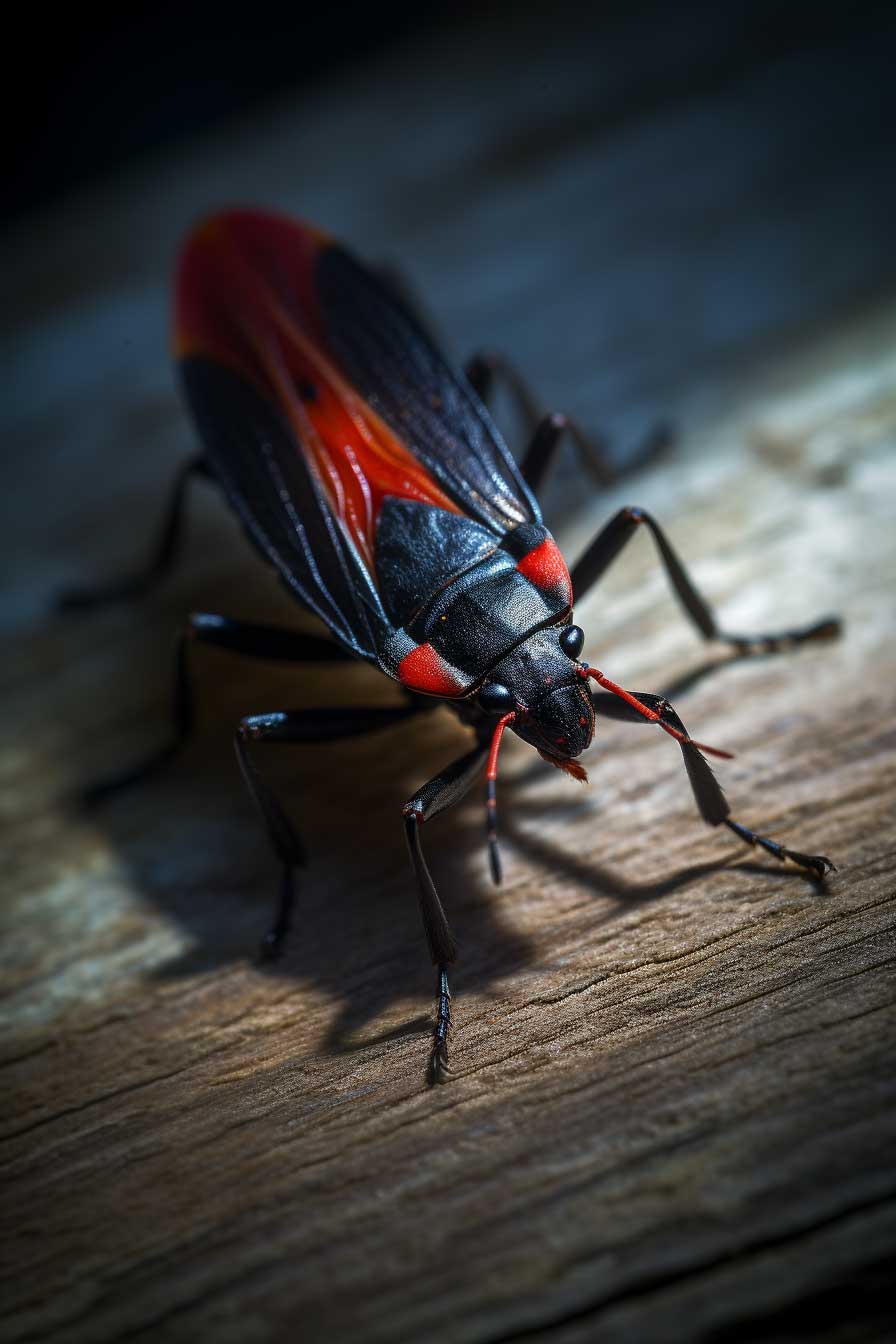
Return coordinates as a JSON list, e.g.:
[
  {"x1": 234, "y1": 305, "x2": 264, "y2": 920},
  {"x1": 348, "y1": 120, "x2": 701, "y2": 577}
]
[{"x1": 427, "y1": 1049, "x2": 452, "y2": 1085}]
